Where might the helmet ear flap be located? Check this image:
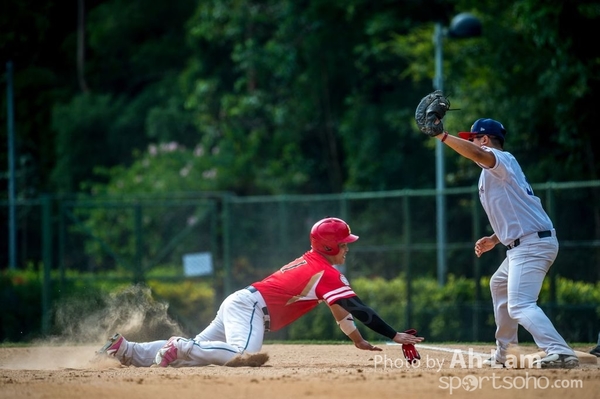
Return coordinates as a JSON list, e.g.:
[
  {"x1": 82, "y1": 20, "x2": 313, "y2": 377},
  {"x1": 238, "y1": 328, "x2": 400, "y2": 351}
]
[{"x1": 311, "y1": 237, "x2": 339, "y2": 256}]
